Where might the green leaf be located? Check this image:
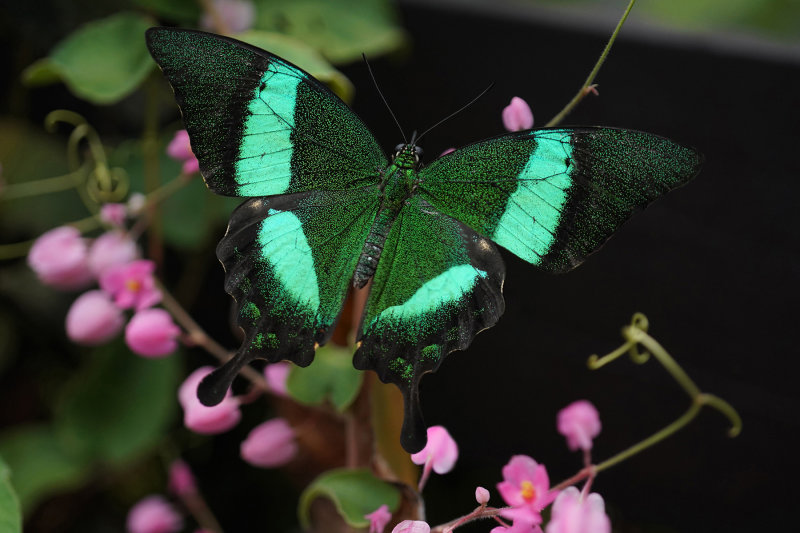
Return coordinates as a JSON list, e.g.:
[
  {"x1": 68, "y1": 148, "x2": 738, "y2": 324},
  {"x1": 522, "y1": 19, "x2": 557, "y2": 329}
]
[
  {"x1": 132, "y1": 0, "x2": 202, "y2": 23},
  {"x1": 54, "y1": 342, "x2": 180, "y2": 464},
  {"x1": 22, "y1": 12, "x2": 156, "y2": 104},
  {"x1": 287, "y1": 344, "x2": 363, "y2": 411},
  {"x1": 237, "y1": 30, "x2": 354, "y2": 103},
  {"x1": 298, "y1": 468, "x2": 401, "y2": 528},
  {"x1": 253, "y1": 0, "x2": 407, "y2": 64},
  {"x1": 0, "y1": 455, "x2": 22, "y2": 533},
  {"x1": 0, "y1": 425, "x2": 90, "y2": 512}
]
